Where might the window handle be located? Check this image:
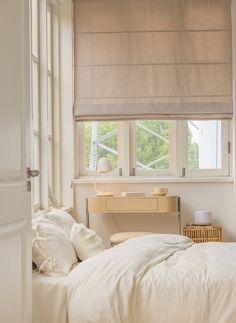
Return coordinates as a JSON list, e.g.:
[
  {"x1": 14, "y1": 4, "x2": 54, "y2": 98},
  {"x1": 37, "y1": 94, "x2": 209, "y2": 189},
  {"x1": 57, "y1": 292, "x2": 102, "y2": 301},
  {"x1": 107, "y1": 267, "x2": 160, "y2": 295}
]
[{"x1": 27, "y1": 167, "x2": 40, "y2": 178}]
